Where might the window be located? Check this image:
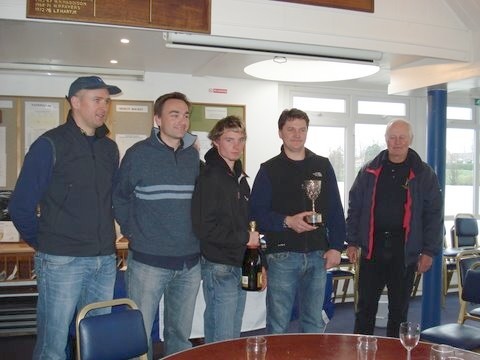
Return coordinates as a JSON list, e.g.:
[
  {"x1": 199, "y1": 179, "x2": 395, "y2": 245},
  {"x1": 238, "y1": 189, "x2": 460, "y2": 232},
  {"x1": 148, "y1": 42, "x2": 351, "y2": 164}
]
[
  {"x1": 444, "y1": 104, "x2": 476, "y2": 217},
  {"x1": 306, "y1": 126, "x2": 345, "y2": 205},
  {"x1": 447, "y1": 106, "x2": 472, "y2": 121},
  {"x1": 354, "y1": 124, "x2": 386, "y2": 173},
  {"x1": 445, "y1": 129, "x2": 474, "y2": 215},
  {"x1": 287, "y1": 91, "x2": 411, "y2": 212},
  {"x1": 287, "y1": 88, "x2": 480, "y2": 220},
  {"x1": 293, "y1": 96, "x2": 346, "y2": 113},
  {"x1": 358, "y1": 100, "x2": 406, "y2": 116}
]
